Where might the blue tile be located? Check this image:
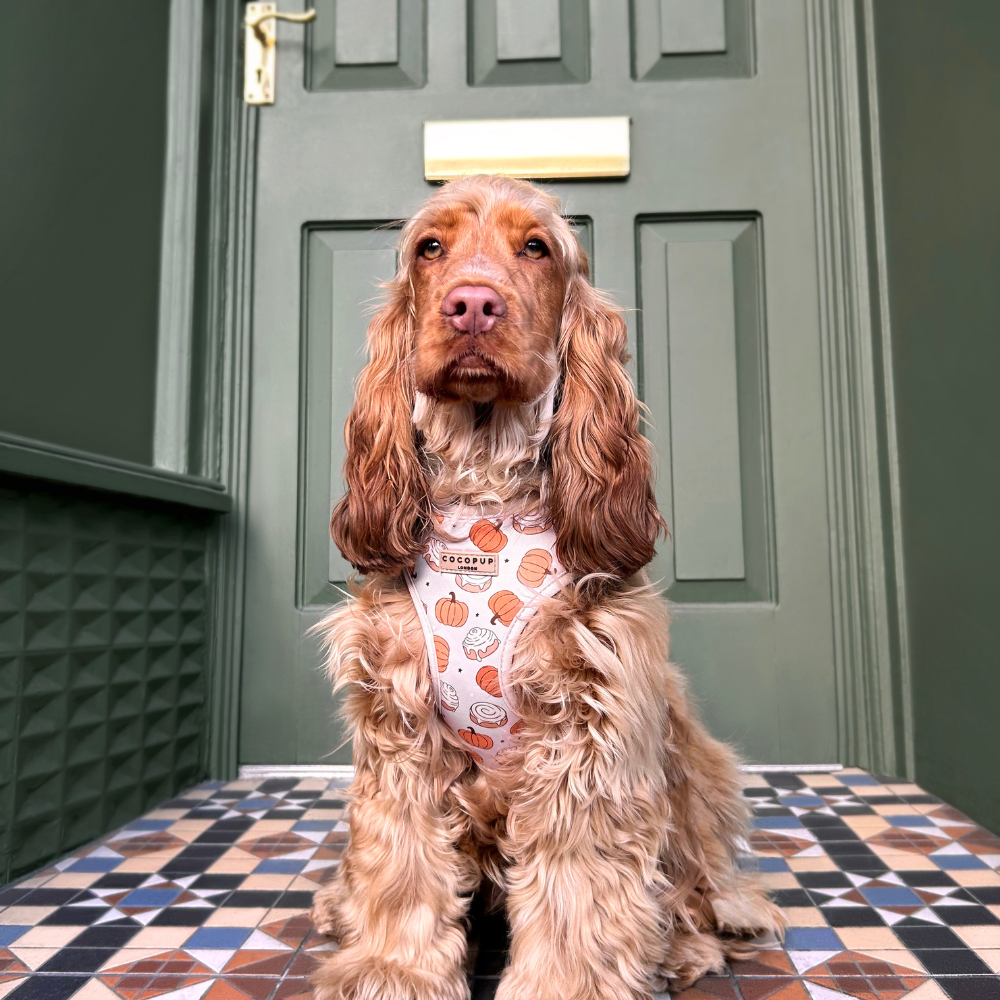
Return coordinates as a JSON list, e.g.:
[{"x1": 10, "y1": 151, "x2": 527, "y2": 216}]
[
  {"x1": 757, "y1": 857, "x2": 791, "y2": 872},
  {"x1": 753, "y1": 816, "x2": 805, "y2": 829},
  {"x1": 886, "y1": 815, "x2": 934, "y2": 827},
  {"x1": 232, "y1": 798, "x2": 282, "y2": 811},
  {"x1": 119, "y1": 889, "x2": 182, "y2": 907},
  {"x1": 860, "y1": 887, "x2": 923, "y2": 907},
  {"x1": 838, "y1": 774, "x2": 879, "y2": 786},
  {"x1": 934, "y1": 853, "x2": 988, "y2": 870},
  {"x1": 254, "y1": 859, "x2": 306, "y2": 874},
  {"x1": 123, "y1": 819, "x2": 175, "y2": 832},
  {"x1": 784, "y1": 926, "x2": 843, "y2": 950},
  {"x1": 779, "y1": 795, "x2": 826, "y2": 807},
  {"x1": 184, "y1": 926, "x2": 252, "y2": 949},
  {"x1": 67, "y1": 857, "x2": 122, "y2": 872},
  {"x1": 0, "y1": 926, "x2": 30, "y2": 946},
  {"x1": 292, "y1": 820, "x2": 337, "y2": 831}
]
